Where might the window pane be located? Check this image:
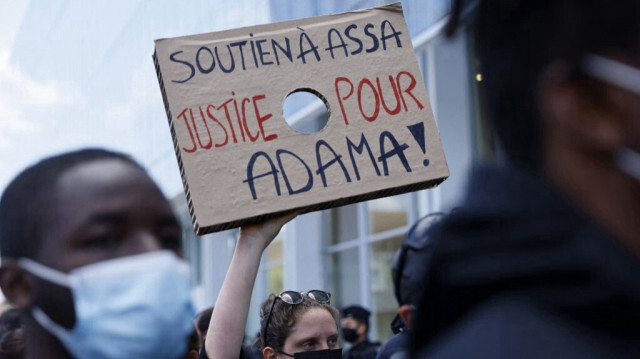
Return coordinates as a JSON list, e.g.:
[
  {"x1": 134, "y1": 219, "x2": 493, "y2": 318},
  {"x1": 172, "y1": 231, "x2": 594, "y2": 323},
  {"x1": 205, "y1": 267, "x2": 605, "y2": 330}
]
[
  {"x1": 329, "y1": 248, "x2": 361, "y2": 309},
  {"x1": 403, "y1": 0, "x2": 452, "y2": 36},
  {"x1": 267, "y1": 266, "x2": 283, "y2": 294},
  {"x1": 171, "y1": 195, "x2": 202, "y2": 285},
  {"x1": 330, "y1": 204, "x2": 359, "y2": 244},
  {"x1": 370, "y1": 234, "x2": 404, "y2": 342},
  {"x1": 265, "y1": 237, "x2": 283, "y2": 264},
  {"x1": 266, "y1": 237, "x2": 284, "y2": 294},
  {"x1": 368, "y1": 195, "x2": 409, "y2": 234}
]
